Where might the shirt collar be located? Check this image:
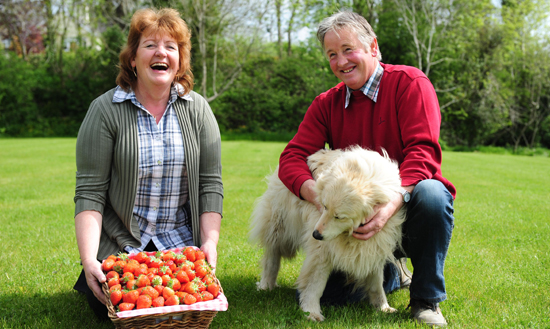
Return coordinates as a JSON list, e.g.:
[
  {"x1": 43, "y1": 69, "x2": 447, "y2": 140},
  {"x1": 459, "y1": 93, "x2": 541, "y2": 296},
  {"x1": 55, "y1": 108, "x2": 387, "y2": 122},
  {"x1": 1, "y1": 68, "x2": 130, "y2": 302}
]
[
  {"x1": 112, "y1": 83, "x2": 193, "y2": 105},
  {"x1": 344, "y1": 62, "x2": 384, "y2": 108}
]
